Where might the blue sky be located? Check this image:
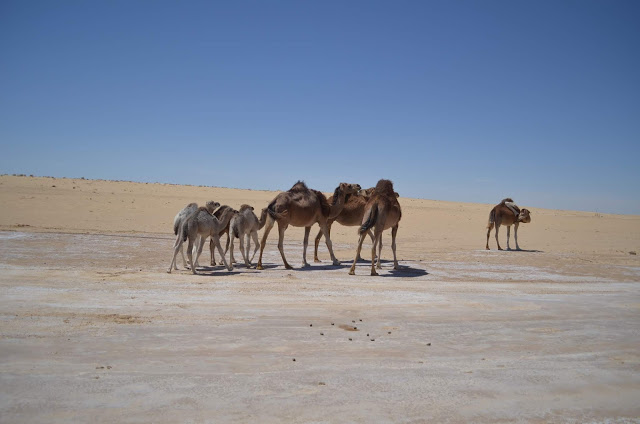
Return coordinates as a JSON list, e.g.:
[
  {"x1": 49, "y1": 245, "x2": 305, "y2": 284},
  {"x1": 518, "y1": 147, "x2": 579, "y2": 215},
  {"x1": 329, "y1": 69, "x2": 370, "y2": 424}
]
[{"x1": 1, "y1": 1, "x2": 639, "y2": 214}]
